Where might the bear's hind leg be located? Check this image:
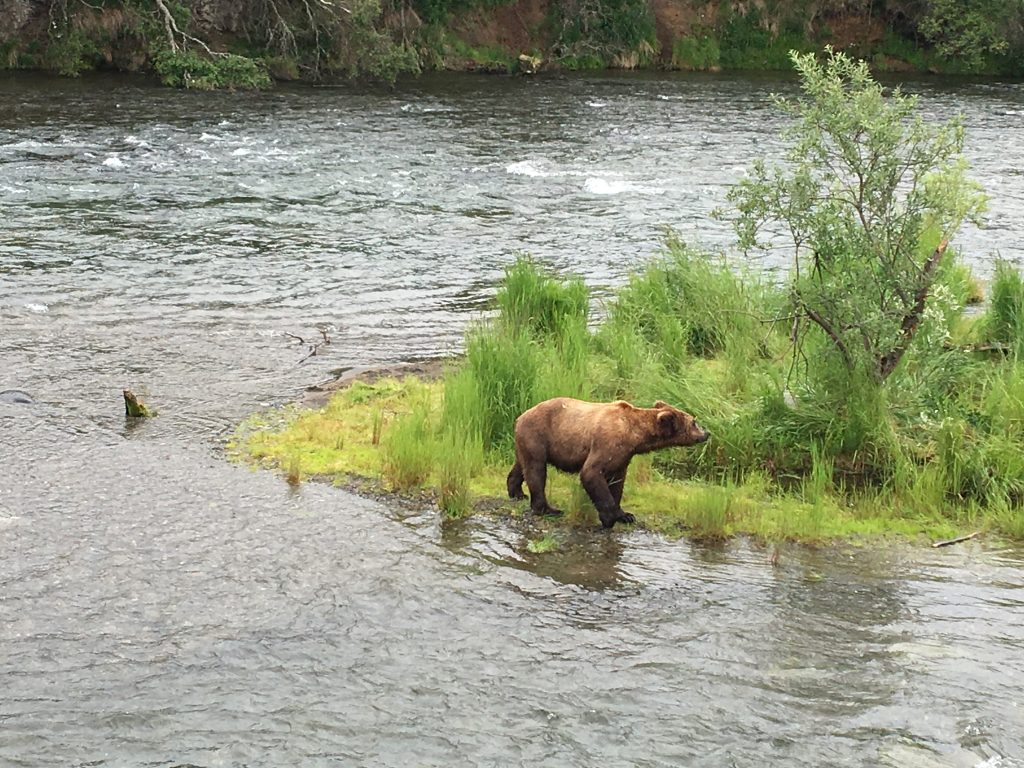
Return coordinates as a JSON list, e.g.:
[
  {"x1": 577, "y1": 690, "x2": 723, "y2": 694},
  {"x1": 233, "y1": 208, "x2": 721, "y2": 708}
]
[{"x1": 507, "y1": 461, "x2": 527, "y2": 500}]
